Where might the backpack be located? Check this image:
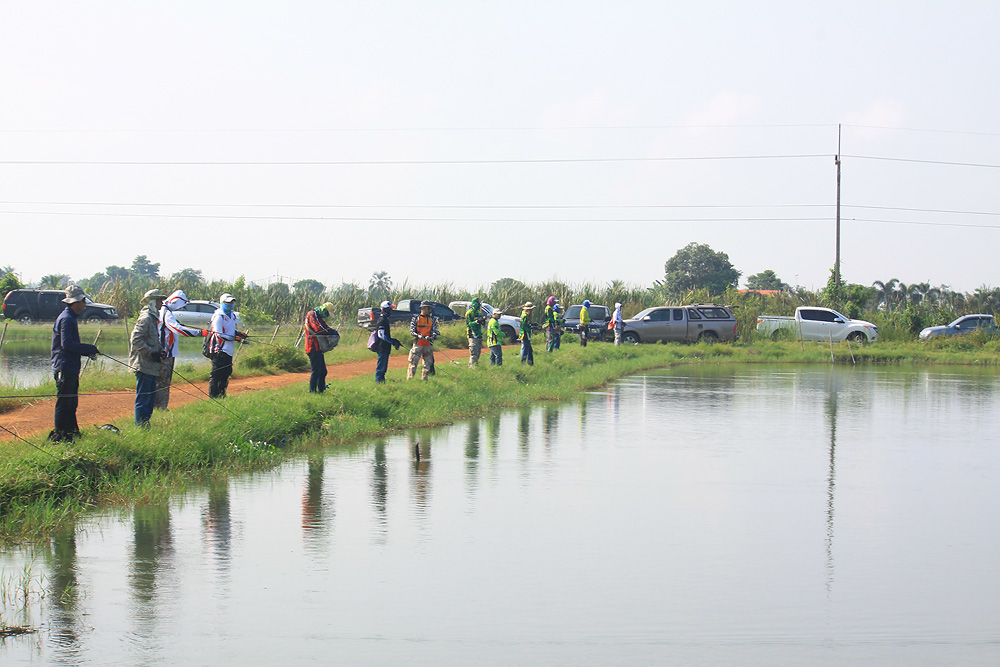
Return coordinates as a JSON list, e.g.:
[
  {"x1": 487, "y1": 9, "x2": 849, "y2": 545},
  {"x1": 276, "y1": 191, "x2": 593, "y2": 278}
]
[
  {"x1": 367, "y1": 330, "x2": 380, "y2": 352},
  {"x1": 202, "y1": 333, "x2": 215, "y2": 359},
  {"x1": 314, "y1": 331, "x2": 340, "y2": 352}
]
